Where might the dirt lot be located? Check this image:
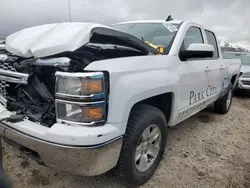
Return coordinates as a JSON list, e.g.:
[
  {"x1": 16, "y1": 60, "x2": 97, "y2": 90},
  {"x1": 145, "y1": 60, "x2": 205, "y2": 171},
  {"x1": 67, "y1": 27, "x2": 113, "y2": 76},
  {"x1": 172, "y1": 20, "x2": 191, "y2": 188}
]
[{"x1": 3, "y1": 96, "x2": 250, "y2": 188}]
